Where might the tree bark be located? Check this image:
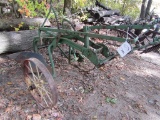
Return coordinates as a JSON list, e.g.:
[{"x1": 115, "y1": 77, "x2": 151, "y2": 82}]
[
  {"x1": 0, "y1": 30, "x2": 38, "y2": 54},
  {"x1": 0, "y1": 18, "x2": 51, "y2": 31},
  {"x1": 140, "y1": 0, "x2": 148, "y2": 19},
  {"x1": 63, "y1": 0, "x2": 72, "y2": 16},
  {"x1": 145, "y1": 0, "x2": 152, "y2": 18}
]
